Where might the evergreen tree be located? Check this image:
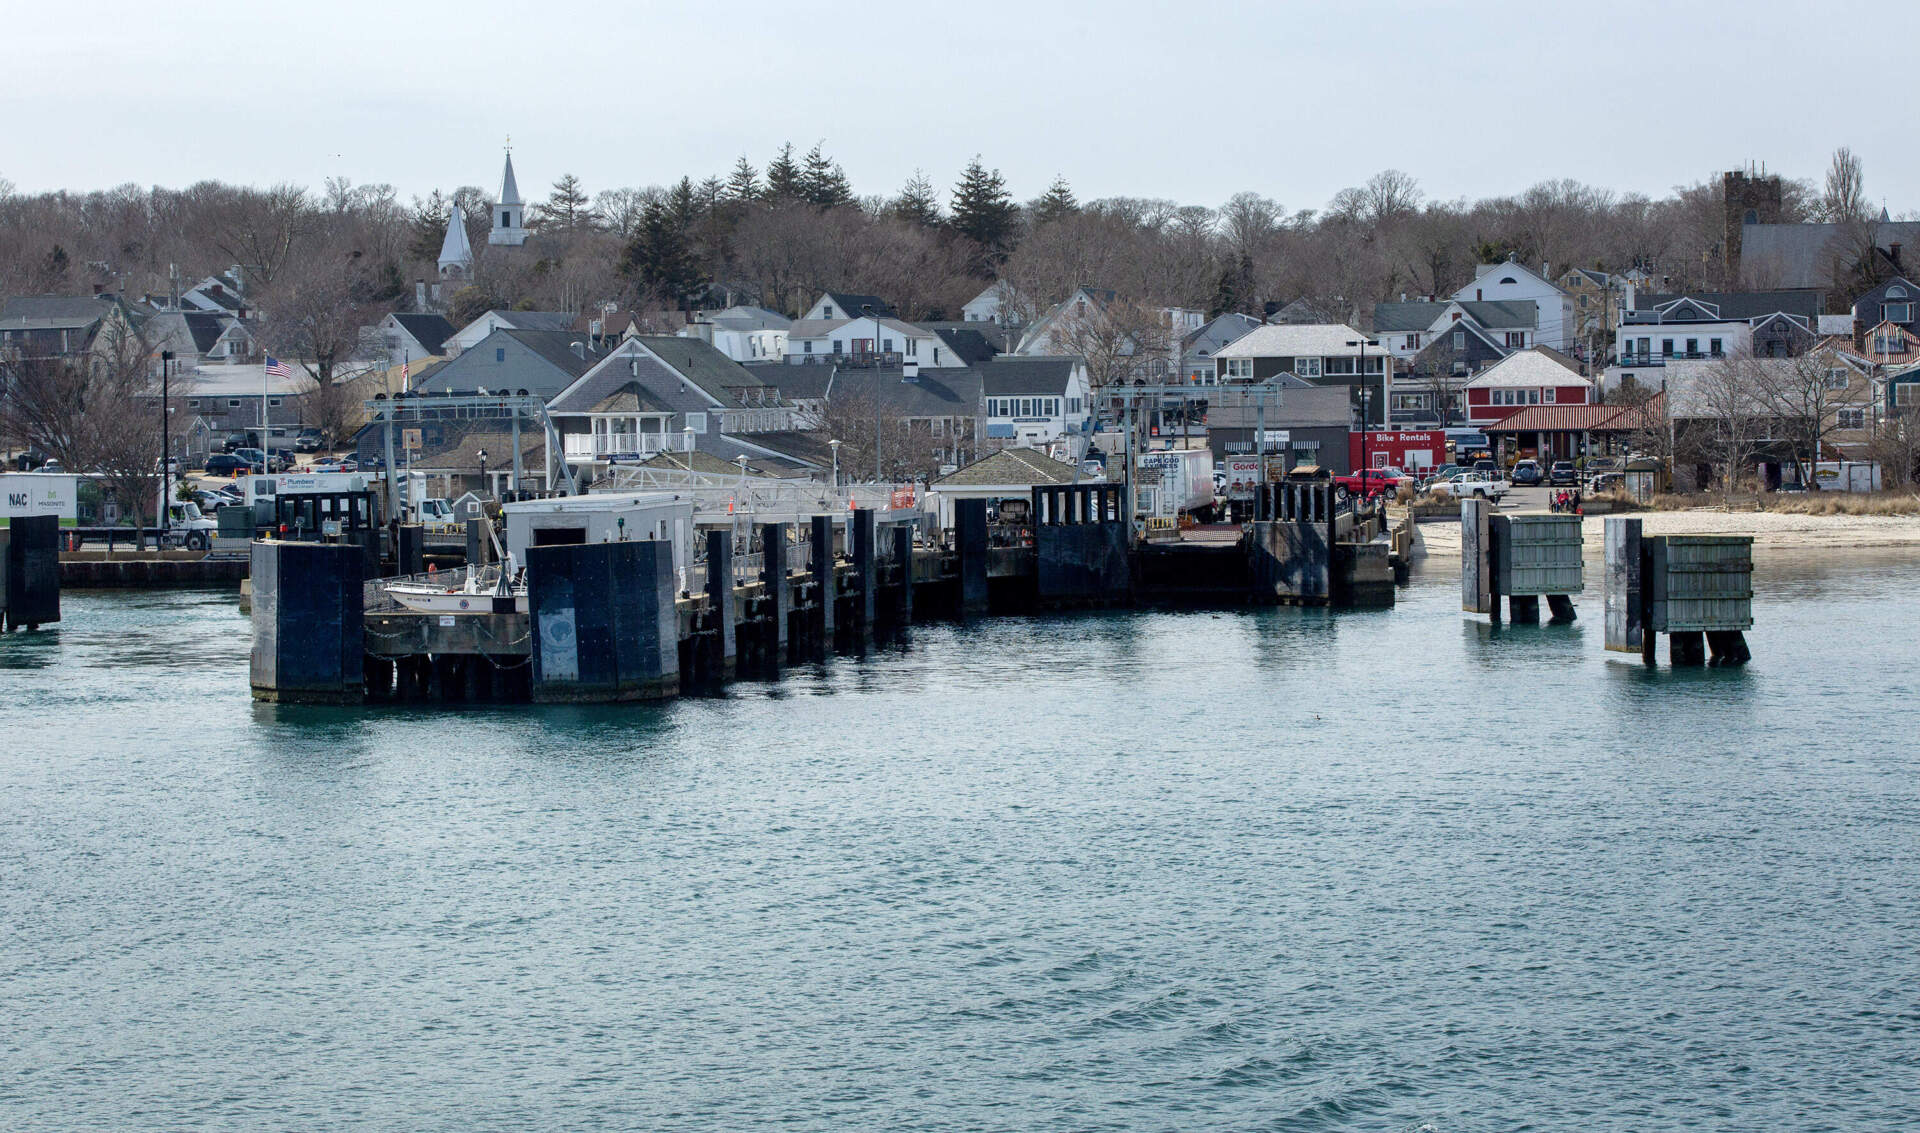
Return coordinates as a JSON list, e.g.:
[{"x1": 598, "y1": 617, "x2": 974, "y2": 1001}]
[
  {"x1": 407, "y1": 190, "x2": 451, "y2": 262},
  {"x1": 537, "y1": 173, "x2": 595, "y2": 231},
  {"x1": 620, "y1": 197, "x2": 706, "y2": 304},
  {"x1": 724, "y1": 156, "x2": 761, "y2": 202},
  {"x1": 1211, "y1": 252, "x2": 1257, "y2": 317},
  {"x1": 890, "y1": 170, "x2": 942, "y2": 227},
  {"x1": 764, "y1": 144, "x2": 804, "y2": 204},
  {"x1": 800, "y1": 143, "x2": 855, "y2": 209},
  {"x1": 1031, "y1": 176, "x2": 1079, "y2": 226},
  {"x1": 950, "y1": 157, "x2": 1018, "y2": 273}
]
